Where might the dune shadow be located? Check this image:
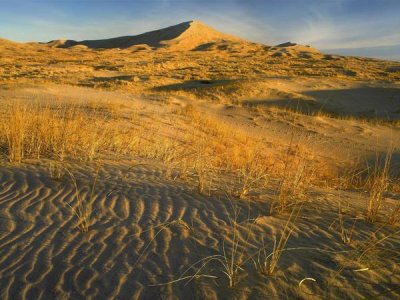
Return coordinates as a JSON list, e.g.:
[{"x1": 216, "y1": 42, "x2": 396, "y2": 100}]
[
  {"x1": 241, "y1": 98, "x2": 320, "y2": 114},
  {"x1": 59, "y1": 21, "x2": 192, "y2": 49},
  {"x1": 153, "y1": 79, "x2": 236, "y2": 91},
  {"x1": 191, "y1": 42, "x2": 217, "y2": 51},
  {"x1": 90, "y1": 75, "x2": 134, "y2": 82},
  {"x1": 303, "y1": 87, "x2": 400, "y2": 120},
  {"x1": 244, "y1": 87, "x2": 400, "y2": 121},
  {"x1": 338, "y1": 149, "x2": 400, "y2": 191}
]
